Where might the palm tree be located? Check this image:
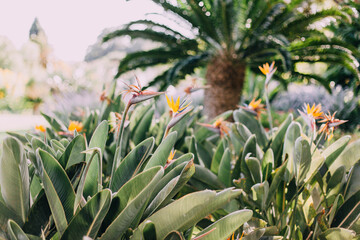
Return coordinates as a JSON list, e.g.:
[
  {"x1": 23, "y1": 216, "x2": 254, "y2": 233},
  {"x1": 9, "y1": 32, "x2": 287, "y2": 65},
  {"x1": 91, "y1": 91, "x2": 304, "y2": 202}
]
[
  {"x1": 104, "y1": 0, "x2": 359, "y2": 118},
  {"x1": 325, "y1": 1, "x2": 360, "y2": 94}
]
